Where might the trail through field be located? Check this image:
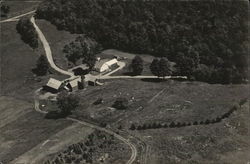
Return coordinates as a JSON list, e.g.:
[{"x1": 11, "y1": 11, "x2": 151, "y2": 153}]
[{"x1": 148, "y1": 88, "x2": 166, "y2": 103}]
